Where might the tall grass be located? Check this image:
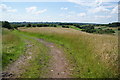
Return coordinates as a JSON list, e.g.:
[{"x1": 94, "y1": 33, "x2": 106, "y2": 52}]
[
  {"x1": 19, "y1": 27, "x2": 118, "y2": 78},
  {"x1": 0, "y1": 28, "x2": 2, "y2": 72},
  {"x1": 14, "y1": 30, "x2": 50, "y2": 78},
  {"x1": 3, "y1": 30, "x2": 50, "y2": 78},
  {"x1": 2, "y1": 29, "x2": 25, "y2": 69}
]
